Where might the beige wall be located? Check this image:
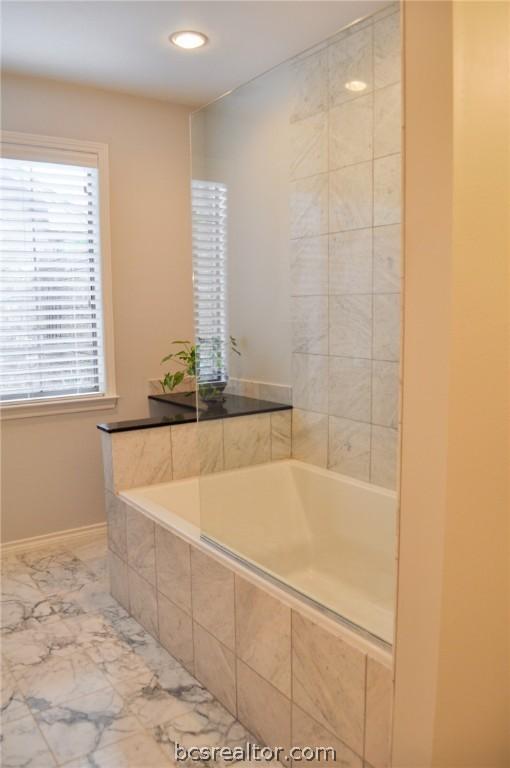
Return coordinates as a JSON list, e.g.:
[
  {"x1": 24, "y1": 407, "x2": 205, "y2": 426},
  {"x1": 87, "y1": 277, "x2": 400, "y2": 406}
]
[
  {"x1": 1, "y1": 73, "x2": 193, "y2": 543},
  {"x1": 393, "y1": 1, "x2": 510, "y2": 765}
]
